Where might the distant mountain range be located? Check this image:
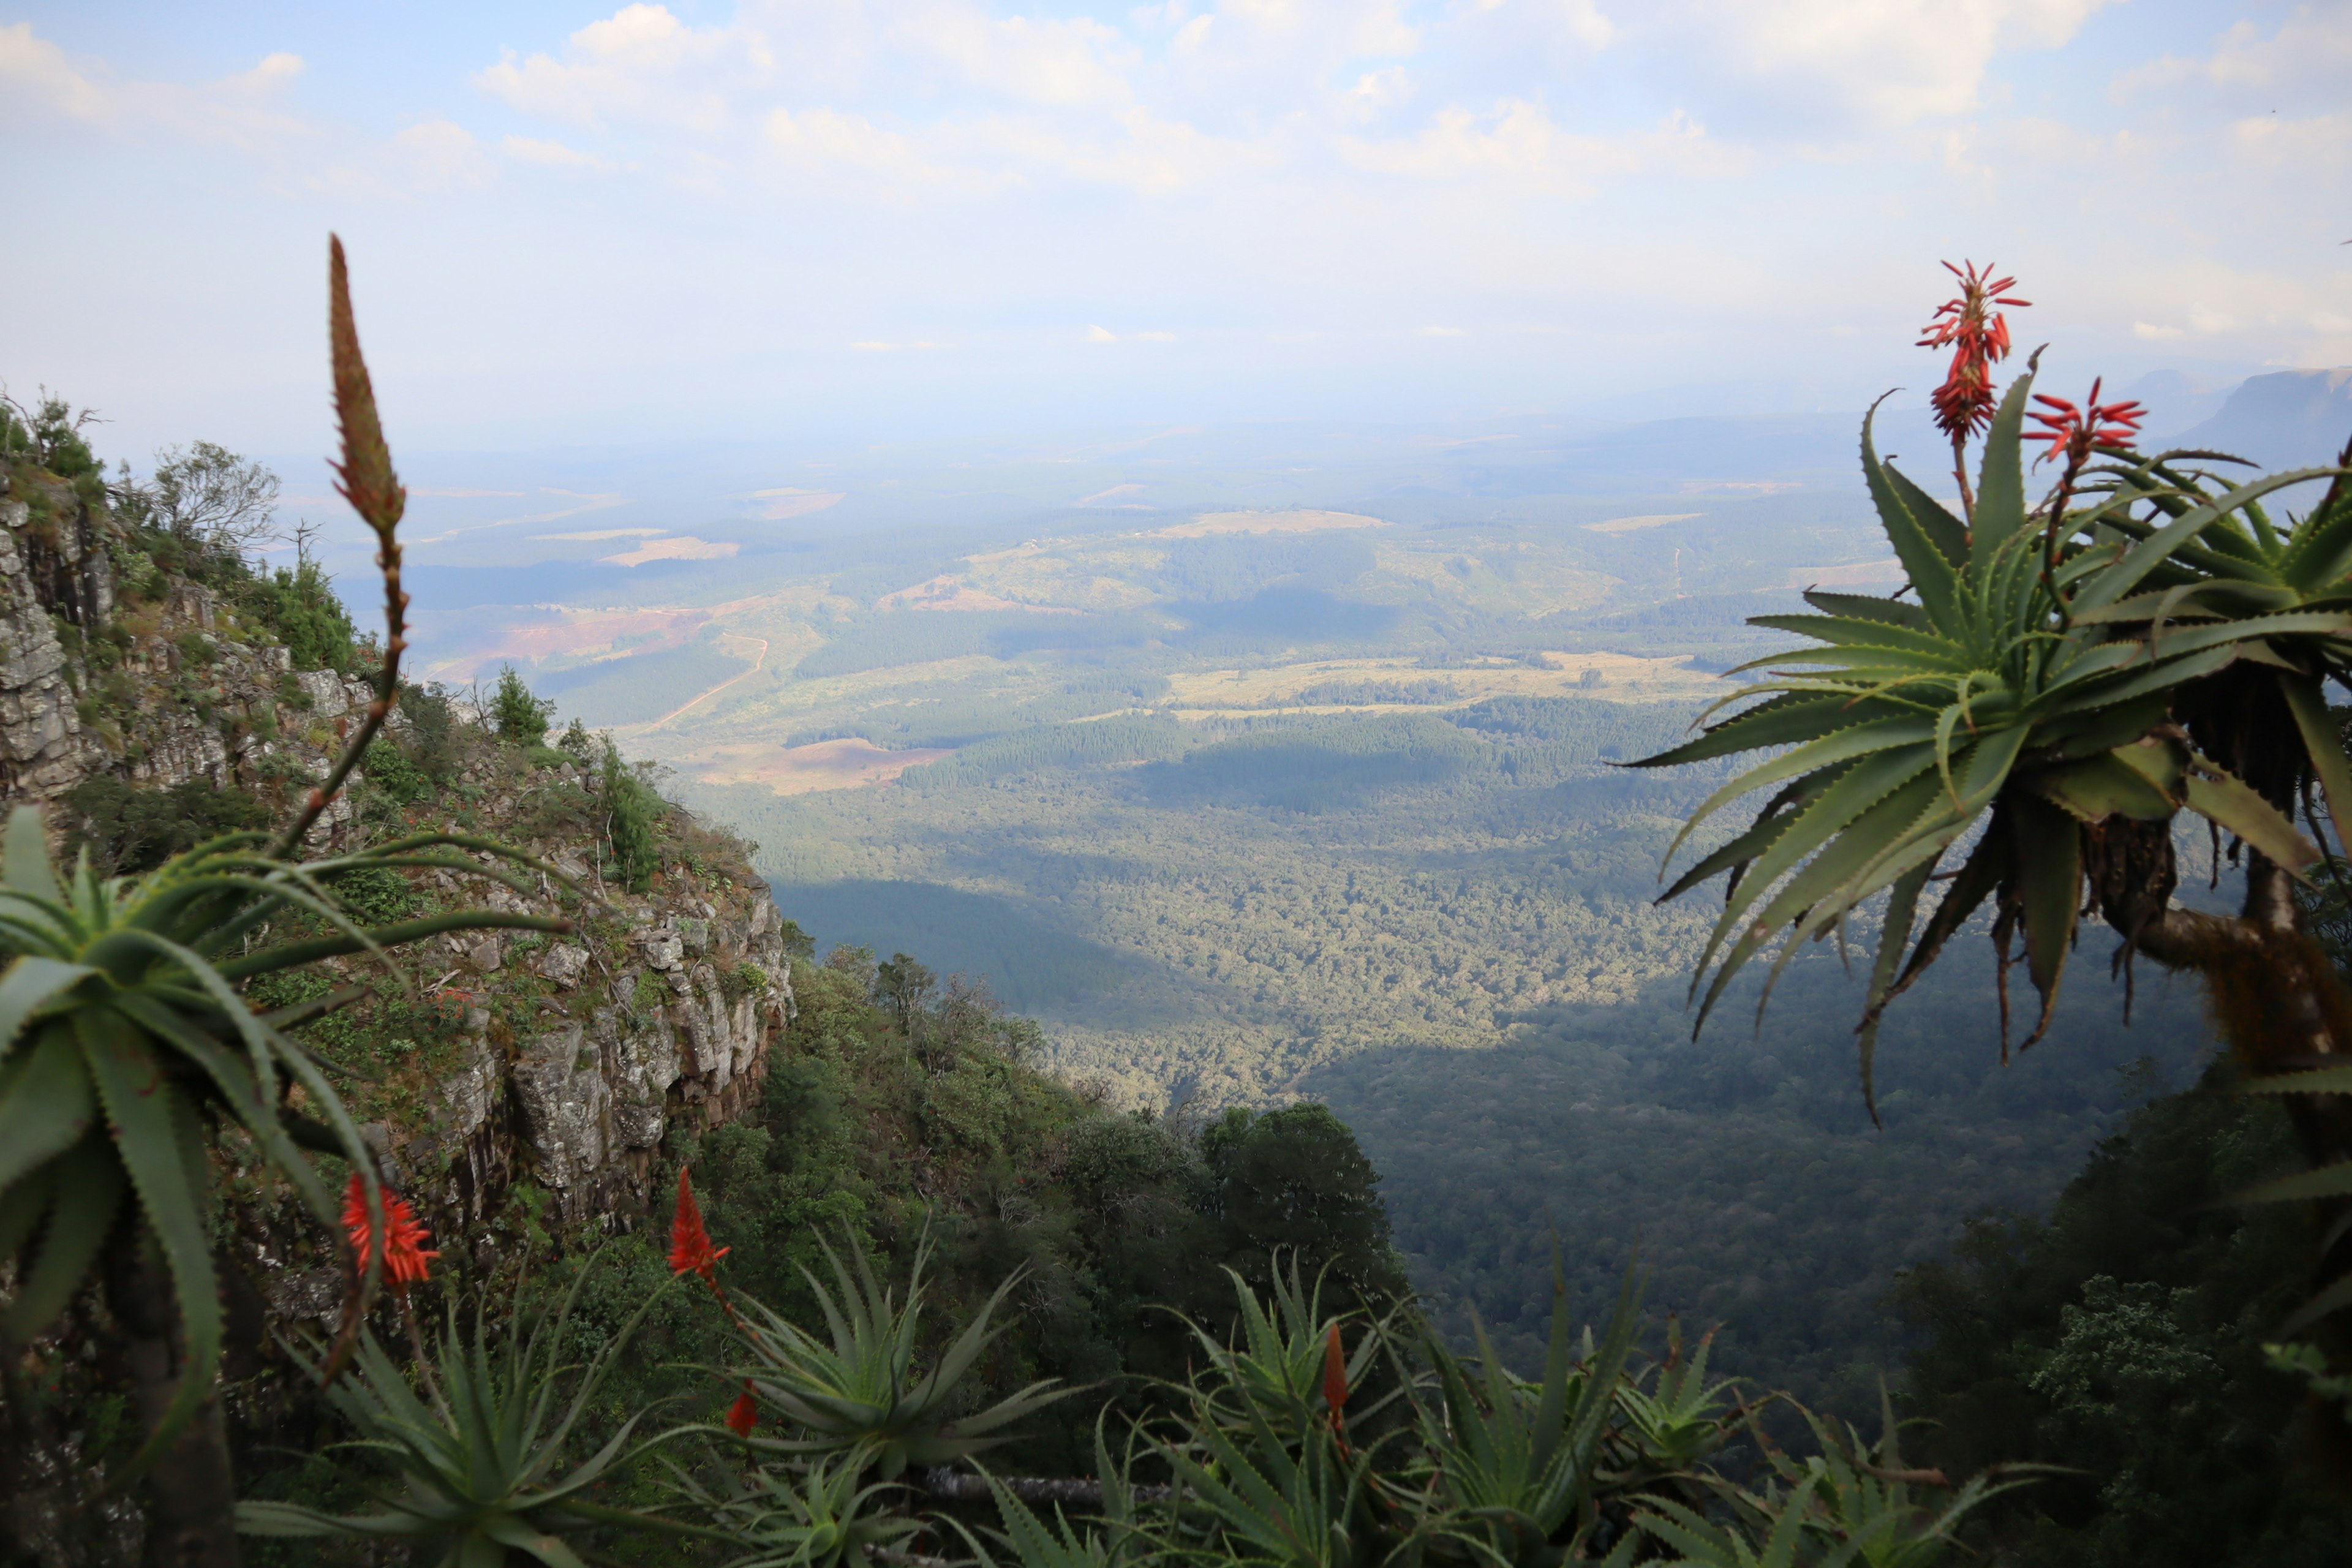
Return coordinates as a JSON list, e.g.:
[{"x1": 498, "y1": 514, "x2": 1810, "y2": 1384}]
[{"x1": 2166, "y1": 366, "x2": 2352, "y2": 470}]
